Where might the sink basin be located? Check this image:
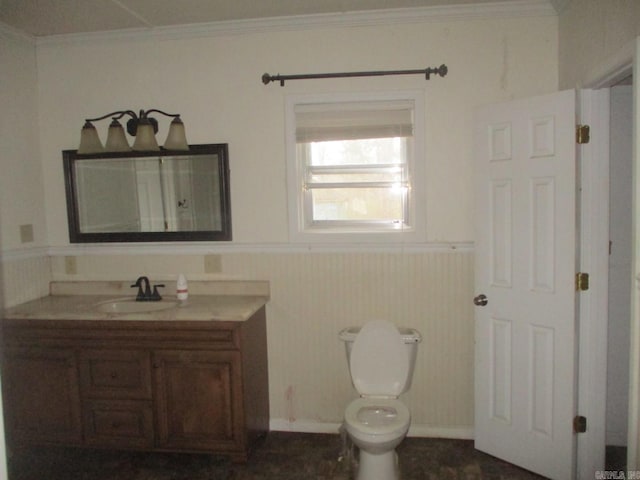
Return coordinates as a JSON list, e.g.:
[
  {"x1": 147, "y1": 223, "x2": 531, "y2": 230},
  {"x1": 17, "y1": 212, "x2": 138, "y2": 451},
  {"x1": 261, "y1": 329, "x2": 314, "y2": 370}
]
[{"x1": 94, "y1": 298, "x2": 179, "y2": 314}]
